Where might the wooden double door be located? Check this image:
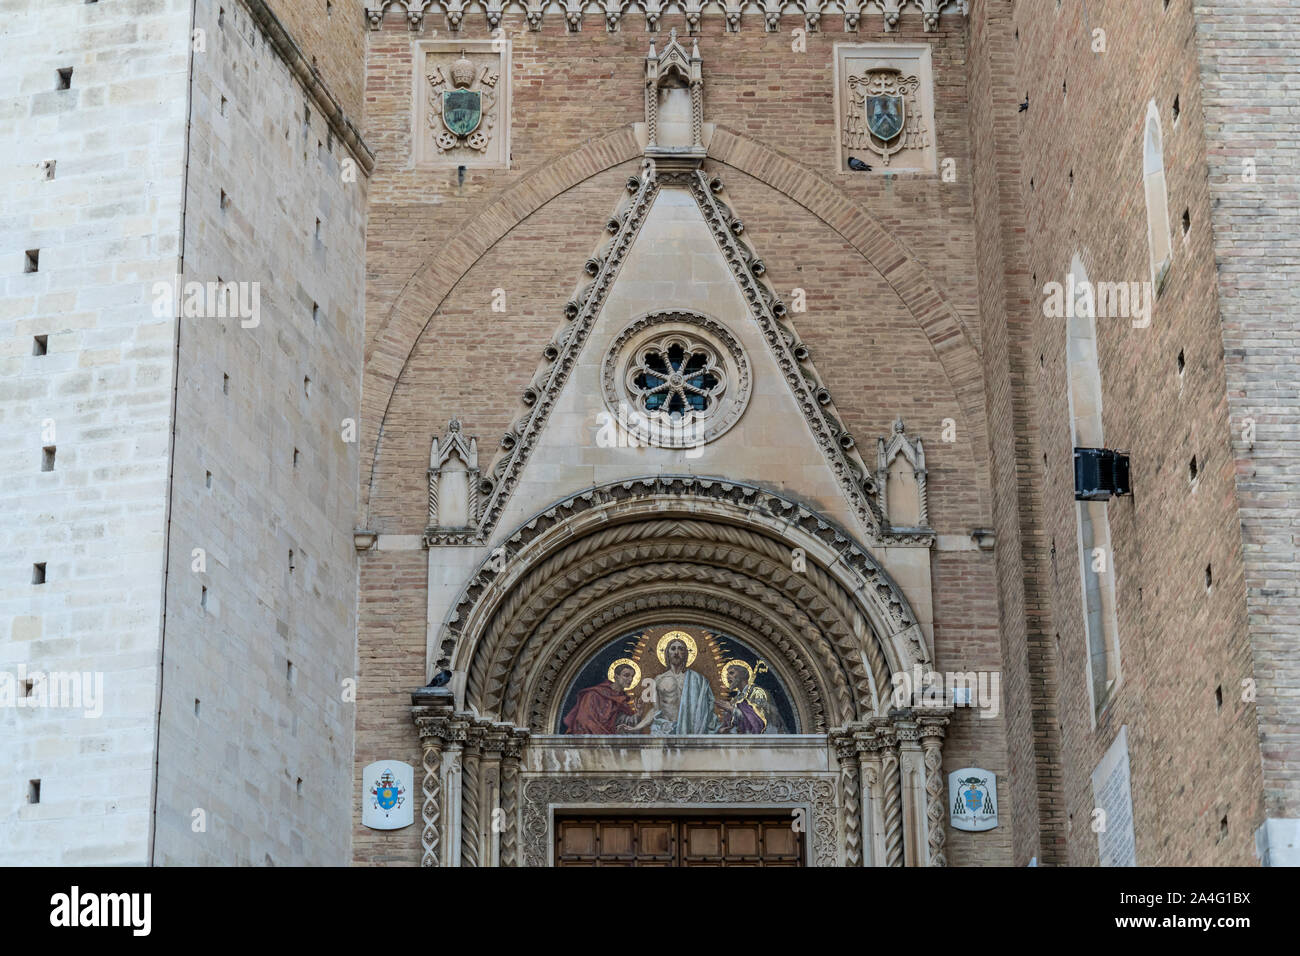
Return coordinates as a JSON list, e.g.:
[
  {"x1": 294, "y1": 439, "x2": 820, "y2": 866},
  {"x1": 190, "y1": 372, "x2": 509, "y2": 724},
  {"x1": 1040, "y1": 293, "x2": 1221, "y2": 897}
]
[{"x1": 555, "y1": 814, "x2": 804, "y2": 866}]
